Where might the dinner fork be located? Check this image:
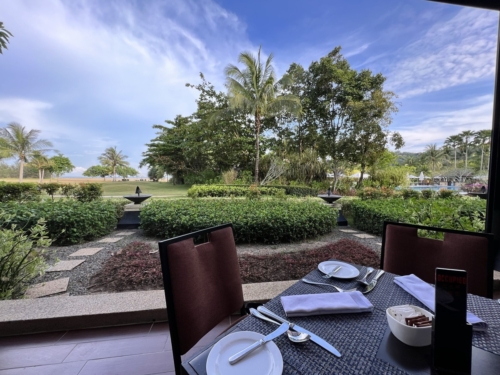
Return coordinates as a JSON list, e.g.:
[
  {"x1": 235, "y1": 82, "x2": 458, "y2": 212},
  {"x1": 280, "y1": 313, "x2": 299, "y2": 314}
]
[{"x1": 301, "y1": 278, "x2": 358, "y2": 293}]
